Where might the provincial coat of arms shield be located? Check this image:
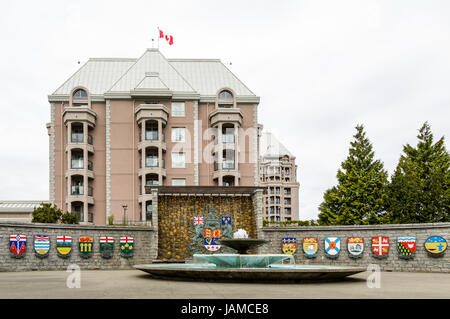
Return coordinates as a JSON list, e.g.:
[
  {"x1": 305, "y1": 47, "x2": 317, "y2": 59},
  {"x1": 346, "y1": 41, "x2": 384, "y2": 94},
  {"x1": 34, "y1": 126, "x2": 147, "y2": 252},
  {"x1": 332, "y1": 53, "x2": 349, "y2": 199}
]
[
  {"x1": 34, "y1": 235, "x2": 50, "y2": 258},
  {"x1": 9, "y1": 234, "x2": 26, "y2": 258},
  {"x1": 99, "y1": 236, "x2": 114, "y2": 259},
  {"x1": 282, "y1": 237, "x2": 297, "y2": 255},
  {"x1": 302, "y1": 237, "x2": 318, "y2": 258},
  {"x1": 79, "y1": 236, "x2": 94, "y2": 258},
  {"x1": 203, "y1": 209, "x2": 223, "y2": 252},
  {"x1": 424, "y1": 236, "x2": 447, "y2": 257},
  {"x1": 372, "y1": 236, "x2": 389, "y2": 258},
  {"x1": 56, "y1": 235, "x2": 72, "y2": 258},
  {"x1": 397, "y1": 237, "x2": 416, "y2": 259},
  {"x1": 120, "y1": 237, "x2": 134, "y2": 258},
  {"x1": 347, "y1": 237, "x2": 364, "y2": 258},
  {"x1": 325, "y1": 237, "x2": 340, "y2": 259}
]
